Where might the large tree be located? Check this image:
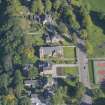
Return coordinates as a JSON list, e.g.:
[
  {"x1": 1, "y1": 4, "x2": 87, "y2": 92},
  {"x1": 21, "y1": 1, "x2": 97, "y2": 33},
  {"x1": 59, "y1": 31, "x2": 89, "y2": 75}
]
[
  {"x1": 13, "y1": 70, "x2": 23, "y2": 96},
  {"x1": 31, "y1": 0, "x2": 44, "y2": 14},
  {"x1": 53, "y1": 0, "x2": 61, "y2": 10},
  {"x1": 57, "y1": 22, "x2": 68, "y2": 34},
  {"x1": 18, "y1": 96, "x2": 31, "y2": 105},
  {"x1": 86, "y1": 41, "x2": 94, "y2": 56},
  {"x1": 0, "y1": 73, "x2": 9, "y2": 94},
  {"x1": 51, "y1": 87, "x2": 67, "y2": 105},
  {"x1": 7, "y1": 0, "x2": 24, "y2": 16},
  {"x1": 45, "y1": 0, "x2": 52, "y2": 13},
  {"x1": 65, "y1": 7, "x2": 80, "y2": 30}
]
